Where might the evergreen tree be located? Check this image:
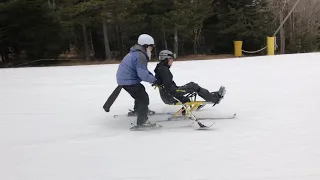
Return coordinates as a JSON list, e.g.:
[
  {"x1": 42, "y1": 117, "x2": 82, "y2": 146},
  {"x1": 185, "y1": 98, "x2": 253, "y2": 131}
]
[
  {"x1": 0, "y1": 0, "x2": 318, "y2": 65},
  {"x1": 203, "y1": 0, "x2": 273, "y2": 53},
  {"x1": 0, "y1": 0, "x2": 71, "y2": 61}
]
